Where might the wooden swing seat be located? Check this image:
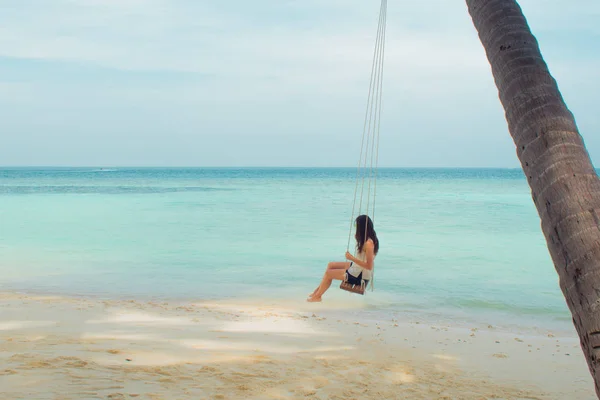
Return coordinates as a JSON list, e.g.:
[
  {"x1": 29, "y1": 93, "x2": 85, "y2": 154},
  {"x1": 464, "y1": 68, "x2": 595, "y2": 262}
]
[{"x1": 340, "y1": 281, "x2": 366, "y2": 295}]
